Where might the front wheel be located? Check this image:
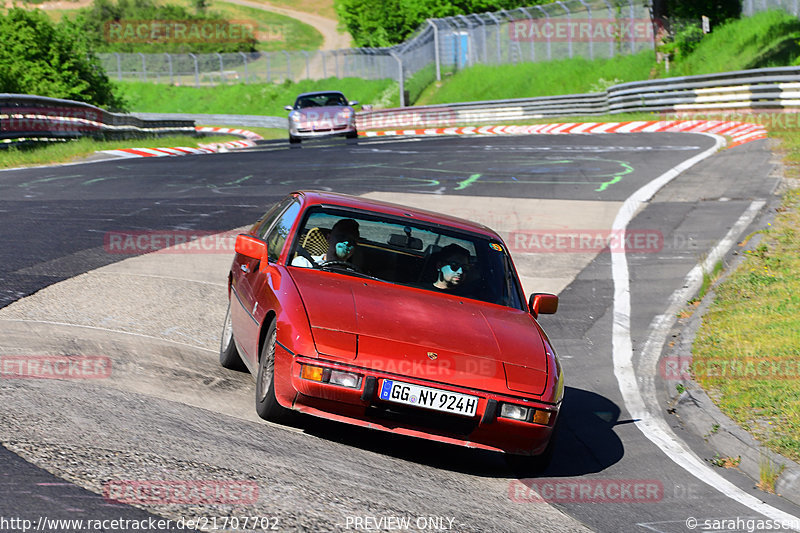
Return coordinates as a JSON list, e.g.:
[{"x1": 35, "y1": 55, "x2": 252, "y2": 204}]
[
  {"x1": 289, "y1": 135, "x2": 301, "y2": 145},
  {"x1": 255, "y1": 321, "x2": 292, "y2": 422},
  {"x1": 219, "y1": 302, "x2": 245, "y2": 370}
]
